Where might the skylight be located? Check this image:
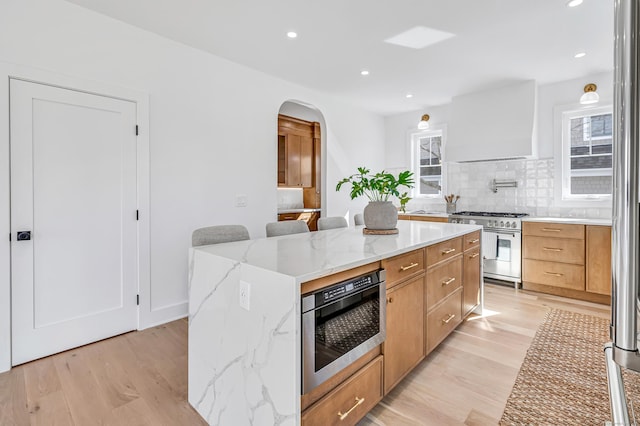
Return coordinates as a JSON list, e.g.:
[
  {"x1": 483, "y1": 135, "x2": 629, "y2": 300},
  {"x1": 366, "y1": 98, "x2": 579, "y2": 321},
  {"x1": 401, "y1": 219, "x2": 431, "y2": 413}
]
[{"x1": 384, "y1": 26, "x2": 455, "y2": 50}]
